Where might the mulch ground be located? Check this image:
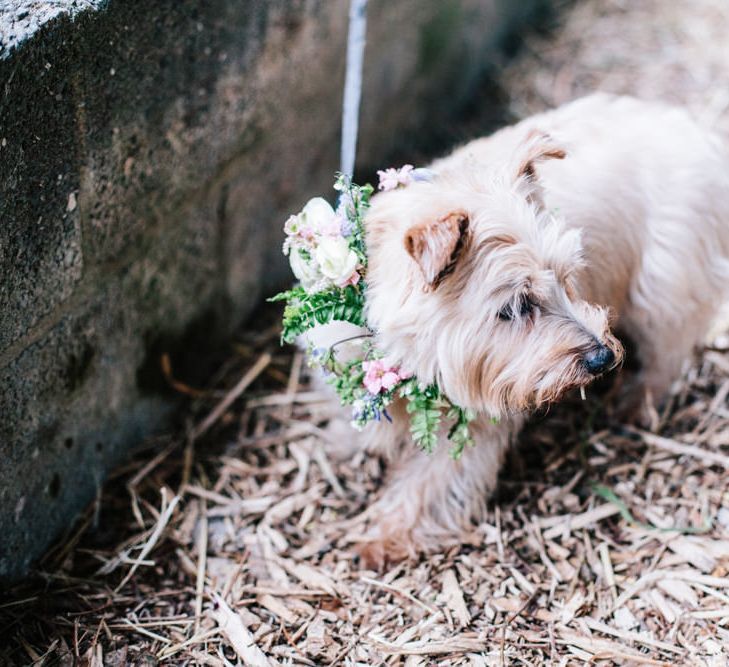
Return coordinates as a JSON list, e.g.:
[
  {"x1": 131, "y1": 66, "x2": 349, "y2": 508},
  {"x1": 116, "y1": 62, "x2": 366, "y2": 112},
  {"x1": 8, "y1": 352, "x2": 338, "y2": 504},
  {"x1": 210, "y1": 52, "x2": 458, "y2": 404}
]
[{"x1": 4, "y1": 0, "x2": 729, "y2": 665}]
